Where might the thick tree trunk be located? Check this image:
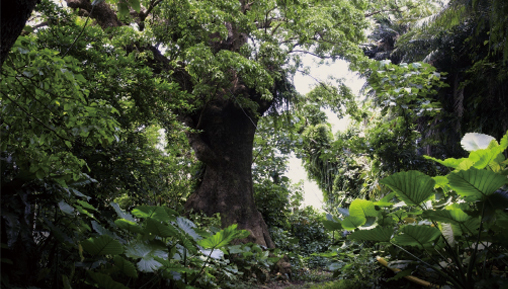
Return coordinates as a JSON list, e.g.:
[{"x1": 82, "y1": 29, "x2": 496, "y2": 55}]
[
  {"x1": 1, "y1": 0, "x2": 40, "y2": 66},
  {"x1": 183, "y1": 97, "x2": 275, "y2": 248}
]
